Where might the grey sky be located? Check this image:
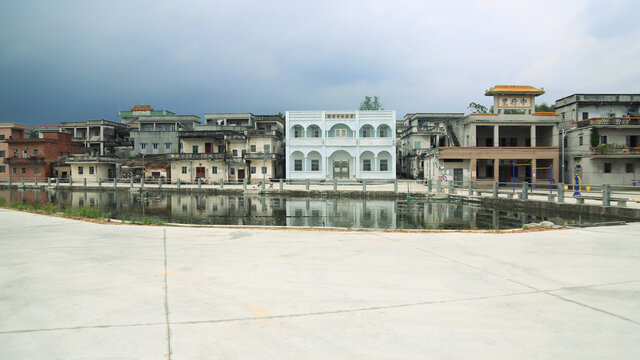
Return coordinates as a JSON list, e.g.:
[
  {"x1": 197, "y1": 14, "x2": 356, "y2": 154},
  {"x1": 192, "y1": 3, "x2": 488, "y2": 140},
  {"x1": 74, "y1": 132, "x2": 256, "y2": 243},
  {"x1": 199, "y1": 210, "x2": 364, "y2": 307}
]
[{"x1": 1, "y1": 0, "x2": 639, "y2": 127}]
